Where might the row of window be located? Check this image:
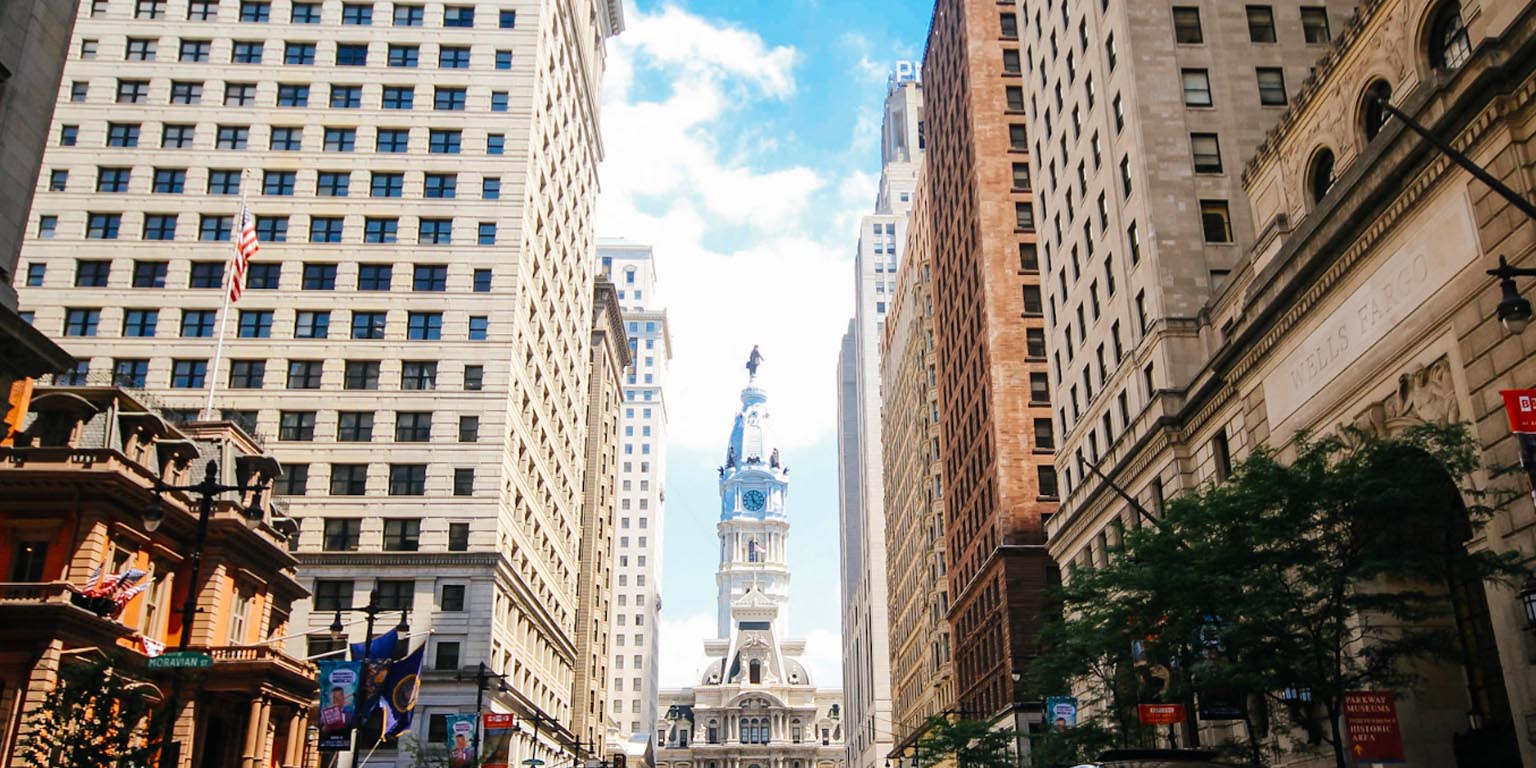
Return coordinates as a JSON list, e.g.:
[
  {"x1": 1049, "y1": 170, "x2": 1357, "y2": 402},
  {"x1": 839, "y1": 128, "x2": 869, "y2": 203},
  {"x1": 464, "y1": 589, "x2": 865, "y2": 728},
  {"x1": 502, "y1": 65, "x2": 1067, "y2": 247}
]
[
  {"x1": 1169, "y1": 5, "x2": 1331, "y2": 47},
  {"x1": 84, "y1": 357, "x2": 482, "y2": 394},
  {"x1": 101, "y1": 78, "x2": 514, "y2": 112},
  {"x1": 61, "y1": 307, "x2": 491, "y2": 341},
  {"x1": 52, "y1": 167, "x2": 503, "y2": 201},
  {"x1": 59, "y1": 123, "x2": 506, "y2": 154},
  {"x1": 91, "y1": 0, "x2": 514, "y2": 29},
  {"x1": 317, "y1": 518, "x2": 471, "y2": 552},
  {"x1": 98, "y1": 39, "x2": 515, "y2": 70},
  {"x1": 42, "y1": 212, "x2": 501, "y2": 245},
  {"x1": 29, "y1": 259, "x2": 492, "y2": 292}
]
